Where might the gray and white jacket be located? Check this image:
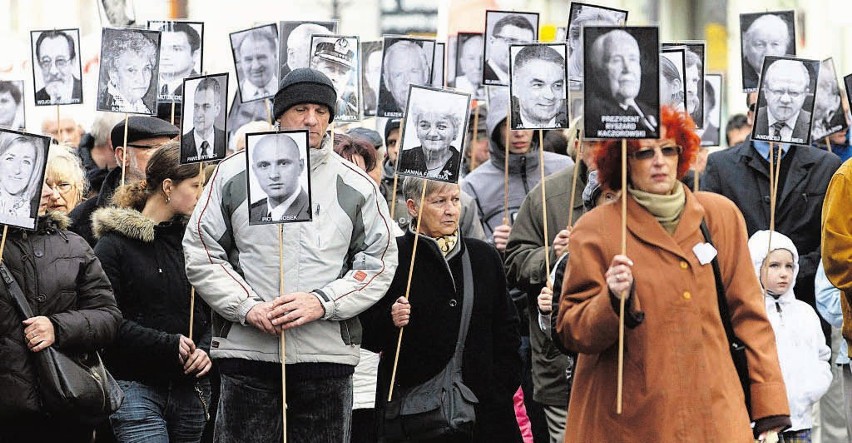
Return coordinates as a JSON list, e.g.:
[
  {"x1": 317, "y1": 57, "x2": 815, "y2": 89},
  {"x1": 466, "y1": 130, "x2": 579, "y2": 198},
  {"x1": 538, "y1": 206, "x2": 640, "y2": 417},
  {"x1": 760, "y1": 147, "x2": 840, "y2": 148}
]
[{"x1": 183, "y1": 135, "x2": 398, "y2": 366}]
